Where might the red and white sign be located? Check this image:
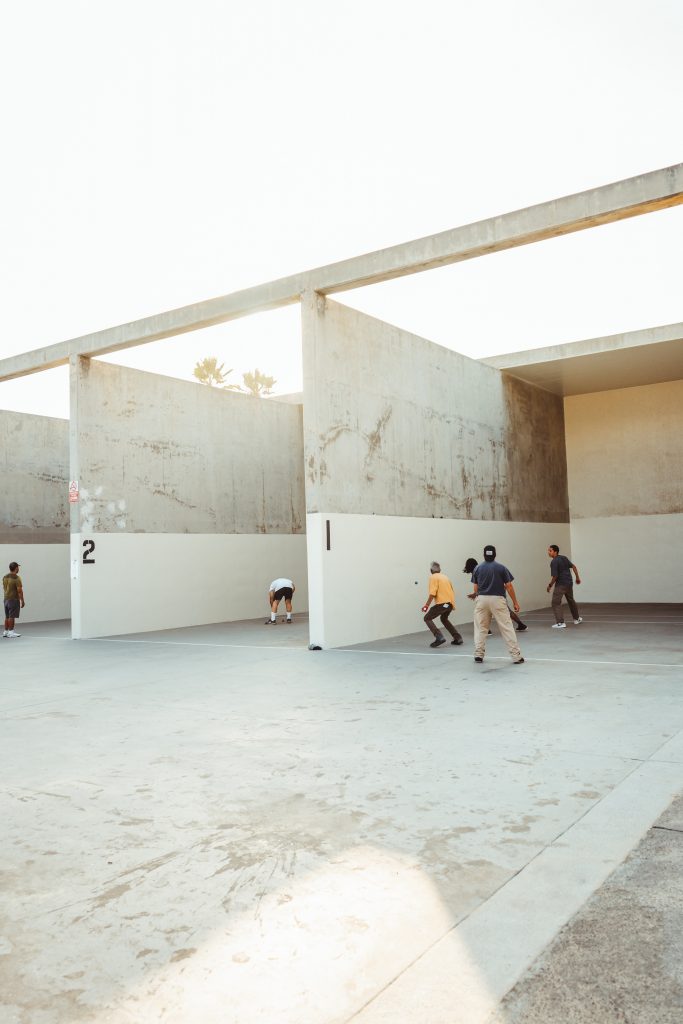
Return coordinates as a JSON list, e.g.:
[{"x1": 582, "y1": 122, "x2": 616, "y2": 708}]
[{"x1": 68, "y1": 480, "x2": 79, "y2": 503}]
